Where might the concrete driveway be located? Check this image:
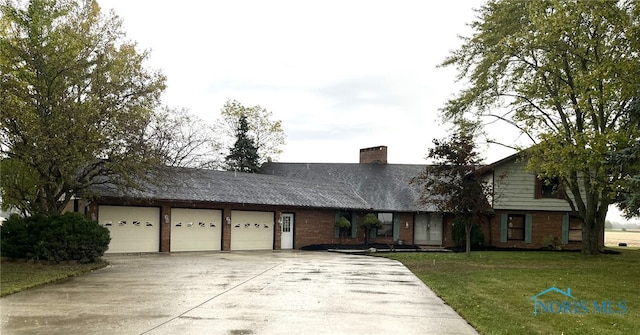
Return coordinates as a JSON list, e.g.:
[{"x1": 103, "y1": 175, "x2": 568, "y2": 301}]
[{"x1": 1, "y1": 251, "x2": 477, "y2": 335}]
